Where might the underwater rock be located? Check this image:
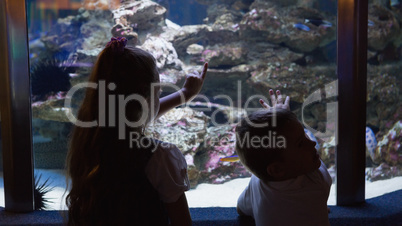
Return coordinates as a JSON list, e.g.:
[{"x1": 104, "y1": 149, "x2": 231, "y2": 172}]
[
  {"x1": 187, "y1": 101, "x2": 247, "y2": 125},
  {"x1": 32, "y1": 98, "x2": 71, "y2": 123},
  {"x1": 31, "y1": 0, "x2": 402, "y2": 185},
  {"x1": 187, "y1": 44, "x2": 204, "y2": 64},
  {"x1": 368, "y1": 4, "x2": 401, "y2": 51},
  {"x1": 172, "y1": 24, "x2": 212, "y2": 57},
  {"x1": 206, "y1": 3, "x2": 242, "y2": 25},
  {"x1": 198, "y1": 124, "x2": 251, "y2": 184},
  {"x1": 202, "y1": 3, "x2": 243, "y2": 45},
  {"x1": 201, "y1": 42, "x2": 248, "y2": 67},
  {"x1": 319, "y1": 136, "x2": 336, "y2": 167},
  {"x1": 239, "y1": 6, "x2": 336, "y2": 52},
  {"x1": 41, "y1": 8, "x2": 114, "y2": 60},
  {"x1": 253, "y1": 0, "x2": 298, "y2": 8},
  {"x1": 366, "y1": 127, "x2": 378, "y2": 161},
  {"x1": 231, "y1": 0, "x2": 254, "y2": 11},
  {"x1": 366, "y1": 163, "x2": 402, "y2": 181},
  {"x1": 239, "y1": 7, "x2": 287, "y2": 43},
  {"x1": 41, "y1": 34, "x2": 77, "y2": 54},
  {"x1": 373, "y1": 121, "x2": 402, "y2": 166},
  {"x1": 81, "y1": 19, "x2": 114, "y2": 51},
  {"x1": 111, "y1": 23, "x2": 138, "y2": 46},
  {"x1": 146, "y1": 107, "x2": 209, "y2": 186},
  {"x1": 41, "y1": 15, "x2": 82, "y2": 52},
  {"x1": 158, "y1": 68, "x2": 186, "y2": 85},
  {"x1": 145, "y1": 106, "x2": 249, "y2": 185},
  {"x1": 195, "y1": 0, "x2": 238, "y2": 5},
  {"x1": 249, "y1": 63, "x2": 336, "y2": 103},
  {"x1": 247, "y1": 42, "x2": 304, "y2": 65},
  {"x1": 206, "y1": 24, "x2": 240, "y2": 46},
  {"x1": 146, "y1": 108, "x2": 209, "y2": 152},
  {"x1": 158, "y1": 19, "x2": 181, "y2": 41},
  {"x1": 112, "y1": 0, "x2": 166, "y2": 31},
  {"x1": 141, "y1": 36, "x2": 183, "y2": 70},
  {"x1": 194, "y1": 64, "x2": 257, "y2": 106},
  {"x1": 366, "y1": 63, "x2": 402, "y2": 132},
  {"x1": 40, "y1": 8, "x2": 114, "y2": 62}
]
